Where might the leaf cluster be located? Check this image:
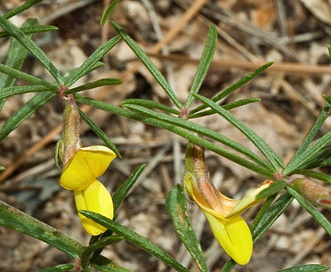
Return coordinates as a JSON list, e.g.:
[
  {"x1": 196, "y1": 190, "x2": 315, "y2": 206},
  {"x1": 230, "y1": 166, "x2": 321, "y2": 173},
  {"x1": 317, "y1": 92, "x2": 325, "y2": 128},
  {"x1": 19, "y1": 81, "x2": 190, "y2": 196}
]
[{"x1": 1, "y1": 1, "x2": 331, "y2": 271}]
